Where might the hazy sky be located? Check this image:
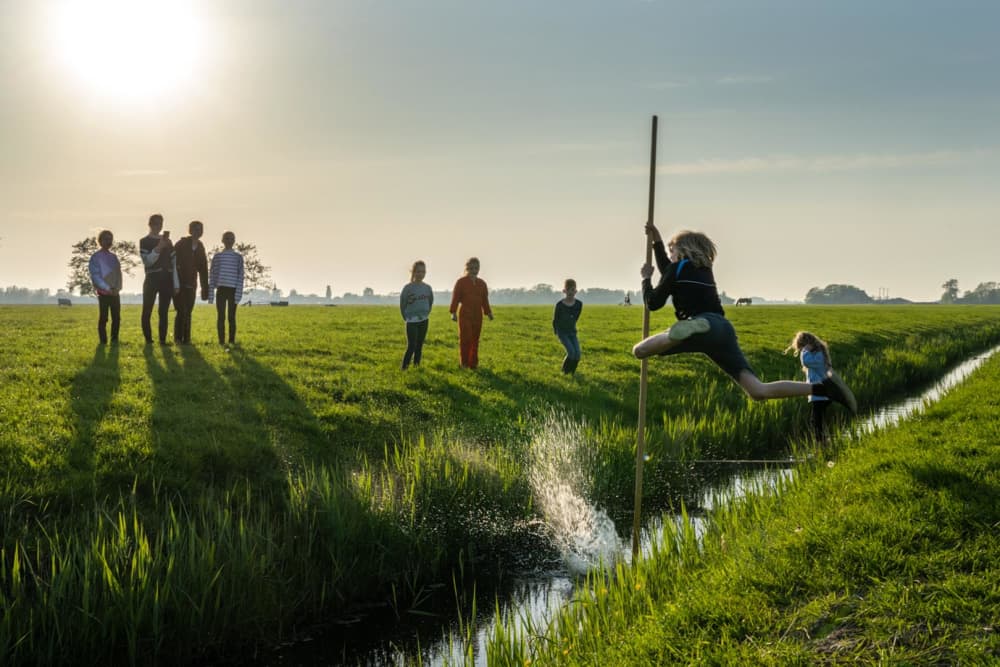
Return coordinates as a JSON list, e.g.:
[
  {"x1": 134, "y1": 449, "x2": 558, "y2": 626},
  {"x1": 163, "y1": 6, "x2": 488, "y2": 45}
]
[{"x1": 2, "y1": 0, "x2": 998, "y2": 301}]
